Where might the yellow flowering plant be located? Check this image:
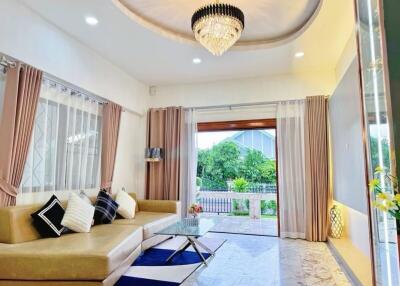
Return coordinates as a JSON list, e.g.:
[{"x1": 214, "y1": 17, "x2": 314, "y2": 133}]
[{"x1": 370, "y1": 166, "x2": 400, "y2": 220}]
